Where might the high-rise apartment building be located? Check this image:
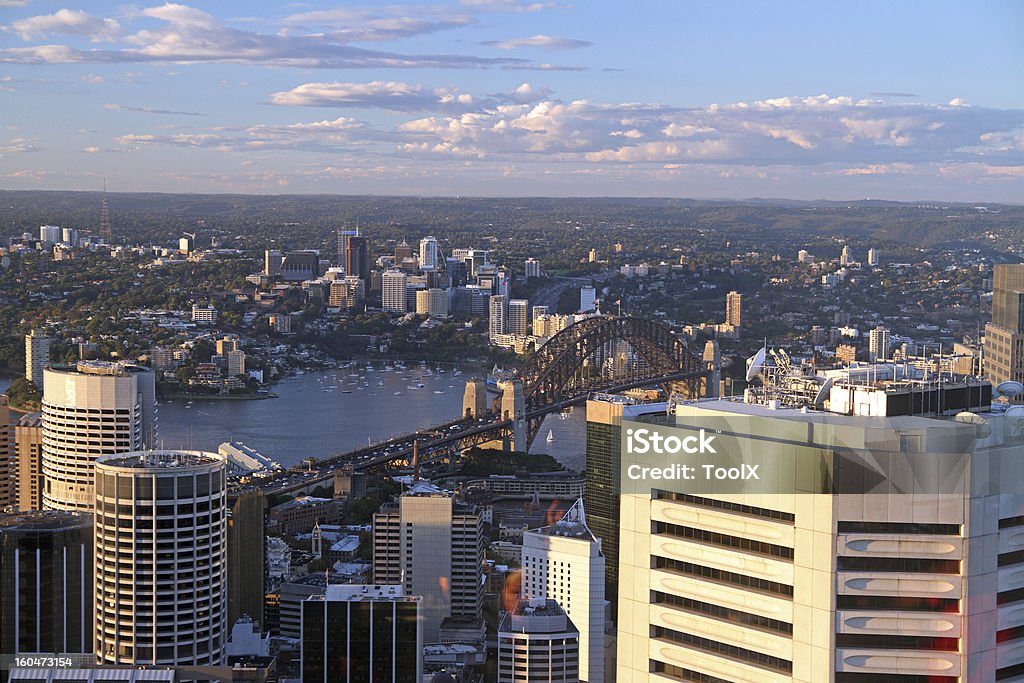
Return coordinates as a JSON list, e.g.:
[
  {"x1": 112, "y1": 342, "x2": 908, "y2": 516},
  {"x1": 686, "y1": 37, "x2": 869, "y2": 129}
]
[
  {"x1": 869, "y1": 325, "x2": 890, "y2": 361},
  {"x1": 840, "y1": 244, "x2": 851, "y2": 266},
  {"x1": 300, "y1": 584, "x2": 422, "y2": 683},
  {"x1": 498, "y1": 599, "x2": 580, "y2": 683},
  {"x1": 419, "y1": 236, "x2": 439, "y2": 271},
  {"x1": 617, "y1": 394, "x2": 1020, "y2": 682},
  {"x1": 0, "y1": 511, "x2": 93, "y2": 656},
  {"x1": 531, "y1": 305, "x2": 549, "y2": 332},
  {"x1": 94, "y1": 450, "x2": 227, "y2": 666},
  {"x1": 580, "y1": 286, "x2": 596, "y2": 313},
  {"x1": 227, "y1": 349, "x2": 246, "y2": 376},
  {"x1": 867, "y1": 247, "x2": 879, "y2": 266},
  {"x1": 415, "y1": 288, "x2": 449, "y2": 318},
  {"x1": 15, "y1": 412, "x2": 42, "y2": 511},
  {"x1": 508, "y1": 299, "x2": 529, "y2": 336},
  {"x1": 372, "y1": 481, "x2": 483, "y2": 642},
  {"x1": 522, "y1": 499, "x2": 605, "y2": 683},
  {"x1": 525, "y1": 257, "x2": 541, "y2": 278},
  {"x1": 264, "y1": 249, "x2": 282, "y2": 276},
  {"x1": 41, "y1": 361, "x2": 156, "y2": 512},
  {"x1": 39, "y1": 225, "x2": 61, "y2": 244},
  {"x1": 24, "y1": 328, "x2": 50, "y2": 388},
  {"x1": 345, "y1": 235, "x2": 370, "y2": 291},
  {"x1": 0, "y1": 397, "x2": 12, "y2": 511},
  {"x1": 725, "y1": 290, "x2": 742, "y2": 327},
  {"x1": 986, "y1": 264, "x2": 1024, "y2": 395},
  {"x1": 382, "y1": 269, "x2": 408, "y2": 313},
  {"x1": 489, "y1": 295, "x2": 507, "y2": 339}
]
